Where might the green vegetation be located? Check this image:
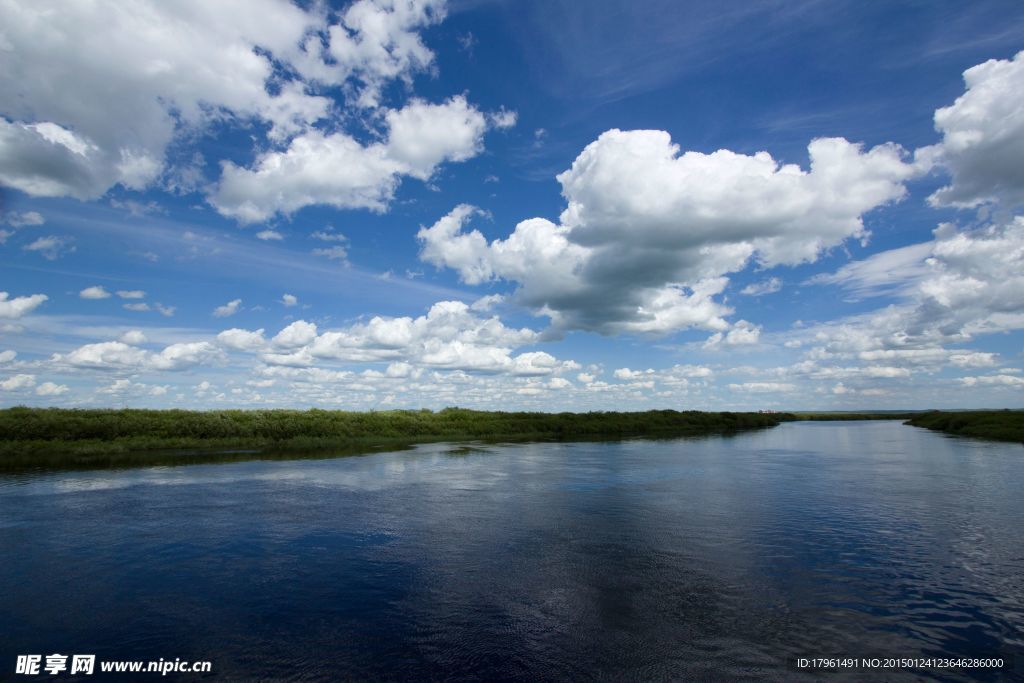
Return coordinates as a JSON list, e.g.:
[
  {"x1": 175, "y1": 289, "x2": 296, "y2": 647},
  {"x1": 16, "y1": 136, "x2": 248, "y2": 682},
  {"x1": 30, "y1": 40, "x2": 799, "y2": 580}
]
[
  {"x1": 0, "y1": 407, "x2": 789, "y2": 471},
  {"x1": 905, "y1": 410, "x2": 1024, "y2": 444}
]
